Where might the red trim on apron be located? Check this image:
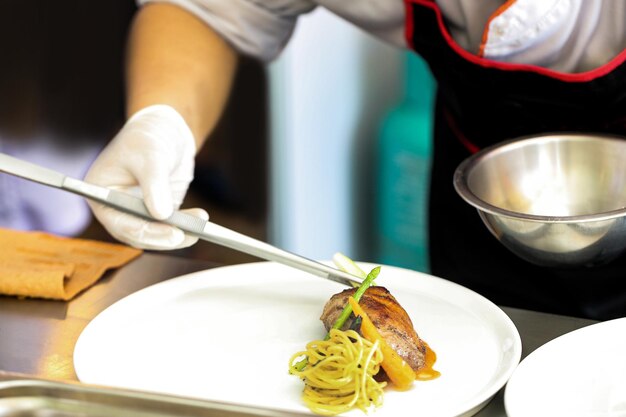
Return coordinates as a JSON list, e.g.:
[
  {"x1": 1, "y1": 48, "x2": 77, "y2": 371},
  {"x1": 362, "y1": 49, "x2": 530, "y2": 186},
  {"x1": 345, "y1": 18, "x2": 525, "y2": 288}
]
[
  {"x1": 404, "y1": 0, "x2": 626, "y2": 82},
  {"x1": 404, "y1": 1, "x2": 417, "y2": 52},
  {"x1": 443, "y1": 109, "x2": 480, "y2": 154}
]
